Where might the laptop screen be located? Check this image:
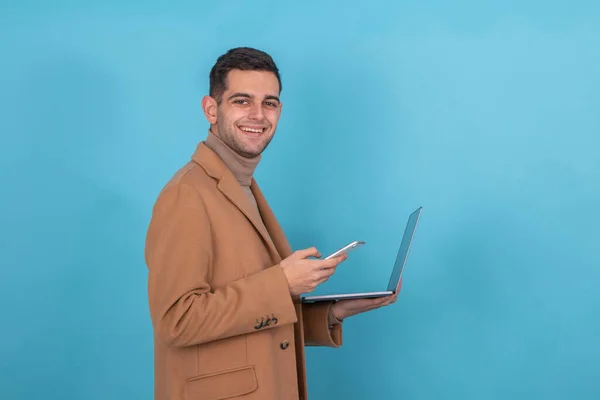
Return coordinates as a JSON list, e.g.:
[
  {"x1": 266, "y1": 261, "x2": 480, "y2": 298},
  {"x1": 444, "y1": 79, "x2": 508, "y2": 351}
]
[{"x1": 386, "y1": 207, "x2": 422, "y2": 292}]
